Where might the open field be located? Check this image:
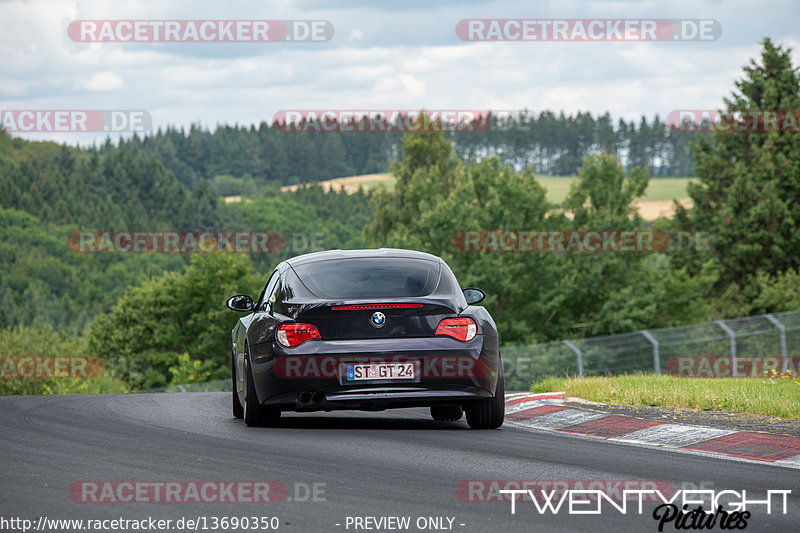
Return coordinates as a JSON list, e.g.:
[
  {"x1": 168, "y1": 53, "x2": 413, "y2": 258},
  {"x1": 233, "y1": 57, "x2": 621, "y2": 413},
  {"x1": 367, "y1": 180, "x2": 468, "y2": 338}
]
[
  {"x1": 280, "y1": 173, "x2": 694, "y2": 220},
  {"x1": 282, "y1": 173, "x2": 396, "y2": 194},
  {"x1": 531, "y1": 373, "x2": 800, "y2": 420},
  {"x1": 635, "y1": 198, "x2": 693, "y2": 219}
]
